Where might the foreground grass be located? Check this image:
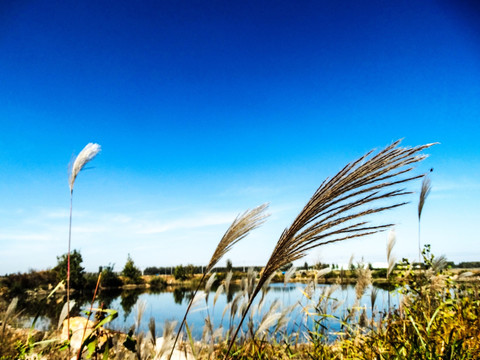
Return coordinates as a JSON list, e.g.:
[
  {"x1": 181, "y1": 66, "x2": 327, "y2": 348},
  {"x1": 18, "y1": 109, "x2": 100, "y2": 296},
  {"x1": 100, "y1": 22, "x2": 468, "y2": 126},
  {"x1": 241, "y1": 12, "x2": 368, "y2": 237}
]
[{"x1": 1, "y1": 251, "x2": 479, "y2": 360}]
